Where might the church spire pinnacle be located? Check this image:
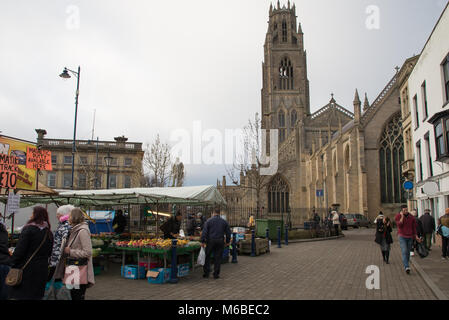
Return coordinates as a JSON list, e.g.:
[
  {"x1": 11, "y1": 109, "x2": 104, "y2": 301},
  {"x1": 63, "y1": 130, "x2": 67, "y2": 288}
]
[
  {"x1": 354, "y1": 89, "x2": 361, "y2": 124},
  {"x1": 363, "y1": 93, "x2": 370, "y2": 111},
  {"x1": 277, "y1": 0, "x2": 280, "y2": 9}
]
